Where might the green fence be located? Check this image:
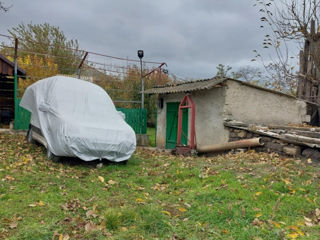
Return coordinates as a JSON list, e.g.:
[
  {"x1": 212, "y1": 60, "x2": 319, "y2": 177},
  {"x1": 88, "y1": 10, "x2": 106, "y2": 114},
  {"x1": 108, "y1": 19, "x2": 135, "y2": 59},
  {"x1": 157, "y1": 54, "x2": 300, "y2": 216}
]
[
  {"x1": 117, "y1": 108, "x2": 147, "y2": 134},
  {"x1": 15, "y1": 102, "x2": 147, "y2": 134},
  {"x1": 15, "y1": 99, "x2": 31, "y2": 130}
]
